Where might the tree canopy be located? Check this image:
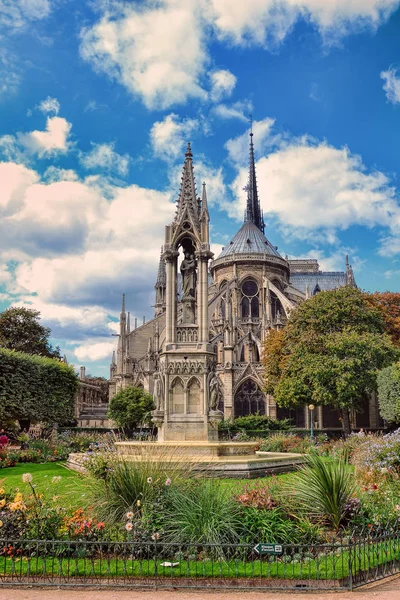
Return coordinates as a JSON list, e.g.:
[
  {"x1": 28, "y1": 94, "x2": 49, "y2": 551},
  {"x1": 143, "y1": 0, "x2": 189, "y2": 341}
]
[
  {"x1": 263, "y1": 287, "x2": 400, "y2": 434},
  {"x1": 0, "y1": 307, "x2": 61, "y2": 359},
  {"x1": 368, "y1": 292, "x2": 400, "y2": 347},
  {"x1": 377, "y1": 362, "x2": 400, "y2": 424},
  {"x1": 107, "y1": 386, "x2": 155, "y2": 435}
]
